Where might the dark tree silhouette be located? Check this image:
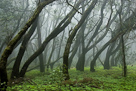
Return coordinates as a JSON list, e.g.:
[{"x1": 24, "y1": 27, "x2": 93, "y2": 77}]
[{"x1": 0, "y1": 0, "x2": 56, "y2": 90}]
